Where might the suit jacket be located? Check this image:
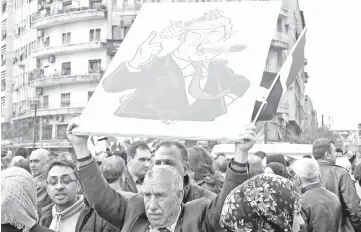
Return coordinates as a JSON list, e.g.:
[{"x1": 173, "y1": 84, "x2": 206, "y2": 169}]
[
  {"x1": 75, "y1": 161, "x2": 250, "y2": 232},
  {"x1": 102, "y1": 54, "x2": 250, "y2": 121},
  {"x1": 122, "y1": 168, "x2": 138, "y2": 194}
]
